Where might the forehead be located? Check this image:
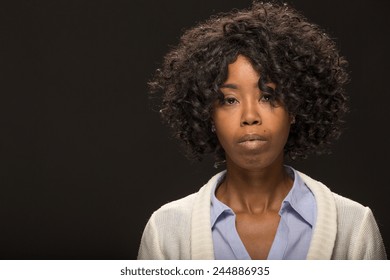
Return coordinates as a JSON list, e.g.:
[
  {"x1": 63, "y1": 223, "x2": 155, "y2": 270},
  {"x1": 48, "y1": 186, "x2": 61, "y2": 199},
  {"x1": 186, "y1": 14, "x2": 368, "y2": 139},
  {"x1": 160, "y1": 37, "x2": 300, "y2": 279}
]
[{"x1": 224, "y1": 55, "x2": 260, "y2": 81}]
